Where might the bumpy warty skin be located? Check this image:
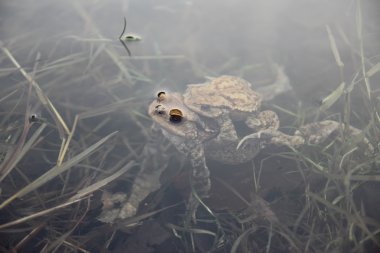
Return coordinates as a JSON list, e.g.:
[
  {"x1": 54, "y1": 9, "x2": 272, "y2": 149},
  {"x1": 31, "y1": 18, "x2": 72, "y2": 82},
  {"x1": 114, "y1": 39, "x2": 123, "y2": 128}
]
[{"x1": 102, "y1": 72, "x2": 372, "y2": 222}]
